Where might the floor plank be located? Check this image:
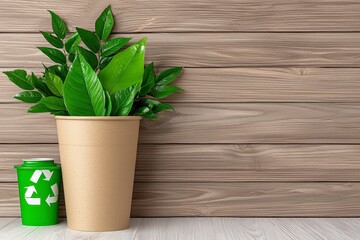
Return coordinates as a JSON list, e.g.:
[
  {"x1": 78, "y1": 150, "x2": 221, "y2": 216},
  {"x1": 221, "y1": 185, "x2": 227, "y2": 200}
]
[
  {"x1": 0, "y1": 218, "x2": 16, "y2": 229},
  {"x1": 0, "y1": 218, "x2": 359, "y2": 240},
  {"x1": 0, "y1": 218, "x2": 38, "y2": 240},
  {"x1": 272, "y1": 218, "x2": 360, "y2": 240}
]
